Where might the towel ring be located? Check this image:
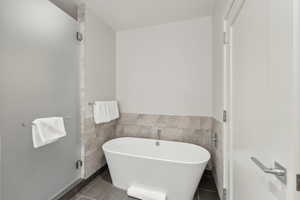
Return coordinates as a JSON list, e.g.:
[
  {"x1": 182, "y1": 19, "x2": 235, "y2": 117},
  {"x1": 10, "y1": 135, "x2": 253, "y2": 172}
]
[{"x1": 21, "y1": 116, "x2": 72, "y2": 127}]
